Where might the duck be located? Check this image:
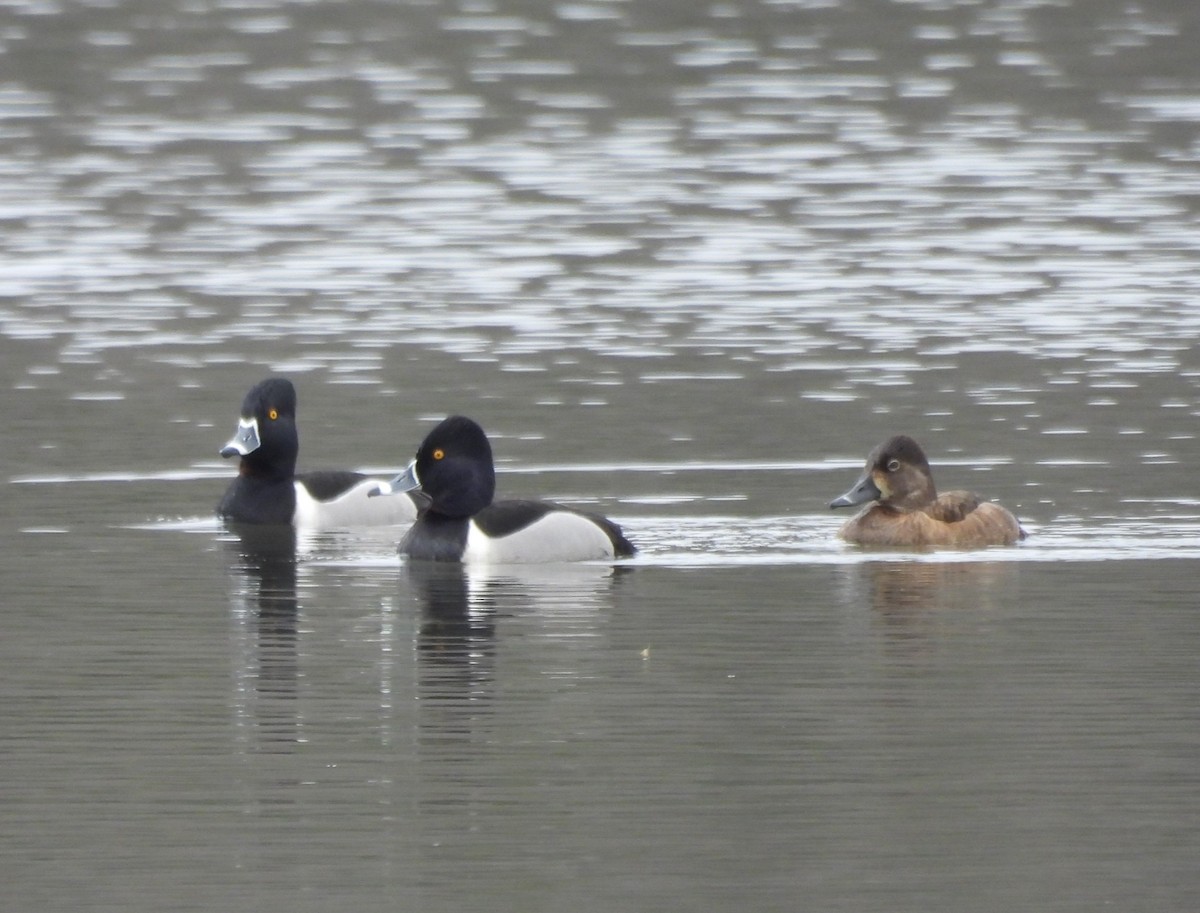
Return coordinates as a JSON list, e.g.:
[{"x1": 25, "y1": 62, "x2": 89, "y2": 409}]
[
  {"x1": 371, "y1": 415, "x2": 636, "y2": 563},
  {"x1": 829, "y1": 434, "x2": 1026, "y2": 548},
  {"x1": 216, "y1": 377, "x2": 423, "y2": 529}
]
